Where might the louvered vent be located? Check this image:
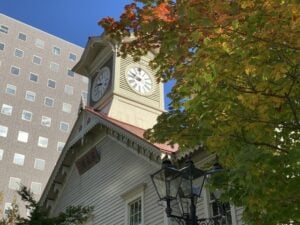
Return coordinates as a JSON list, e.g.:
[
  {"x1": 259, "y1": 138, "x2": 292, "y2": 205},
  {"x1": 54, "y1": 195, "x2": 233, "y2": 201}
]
[{"x1": 120, "y1": 57, "x2": 160, "y2": 102}]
